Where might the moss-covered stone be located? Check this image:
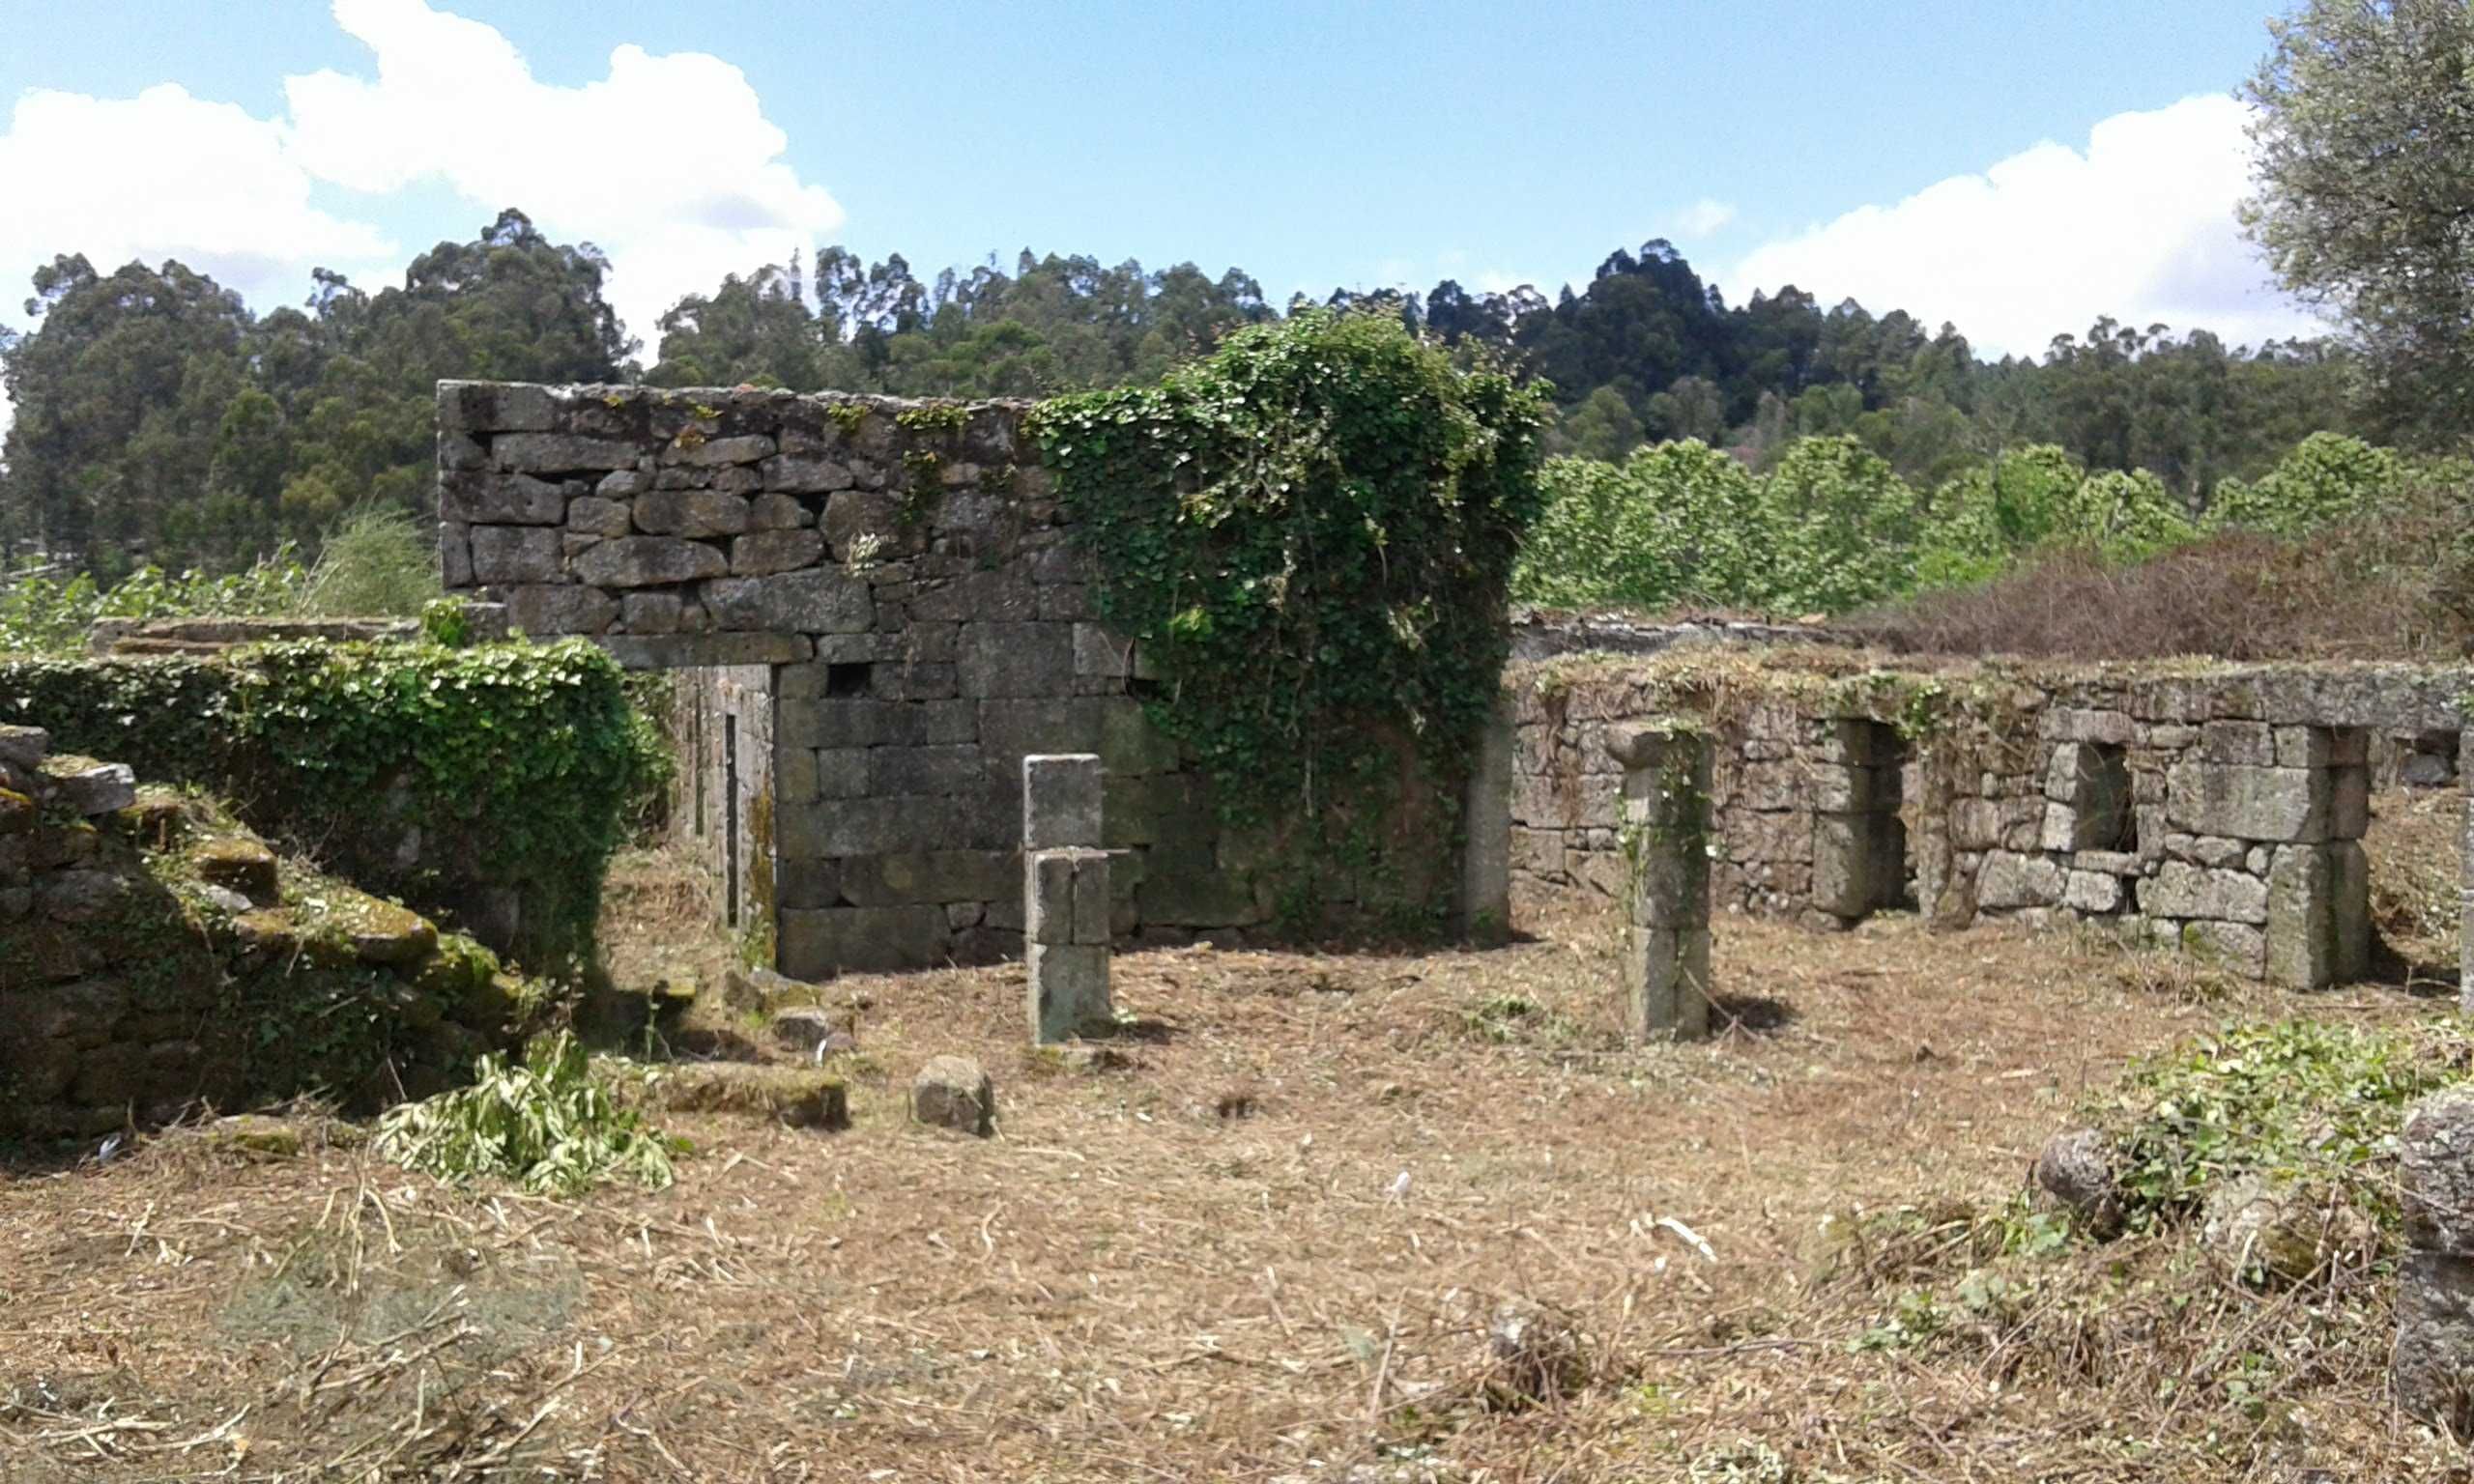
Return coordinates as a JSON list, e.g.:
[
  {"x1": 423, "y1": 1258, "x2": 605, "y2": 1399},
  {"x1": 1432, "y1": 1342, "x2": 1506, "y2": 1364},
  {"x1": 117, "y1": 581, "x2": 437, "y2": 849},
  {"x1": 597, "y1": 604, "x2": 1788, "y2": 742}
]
[{"x1": 190, "y1": 835, "x2": 279, "y2": 900}]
